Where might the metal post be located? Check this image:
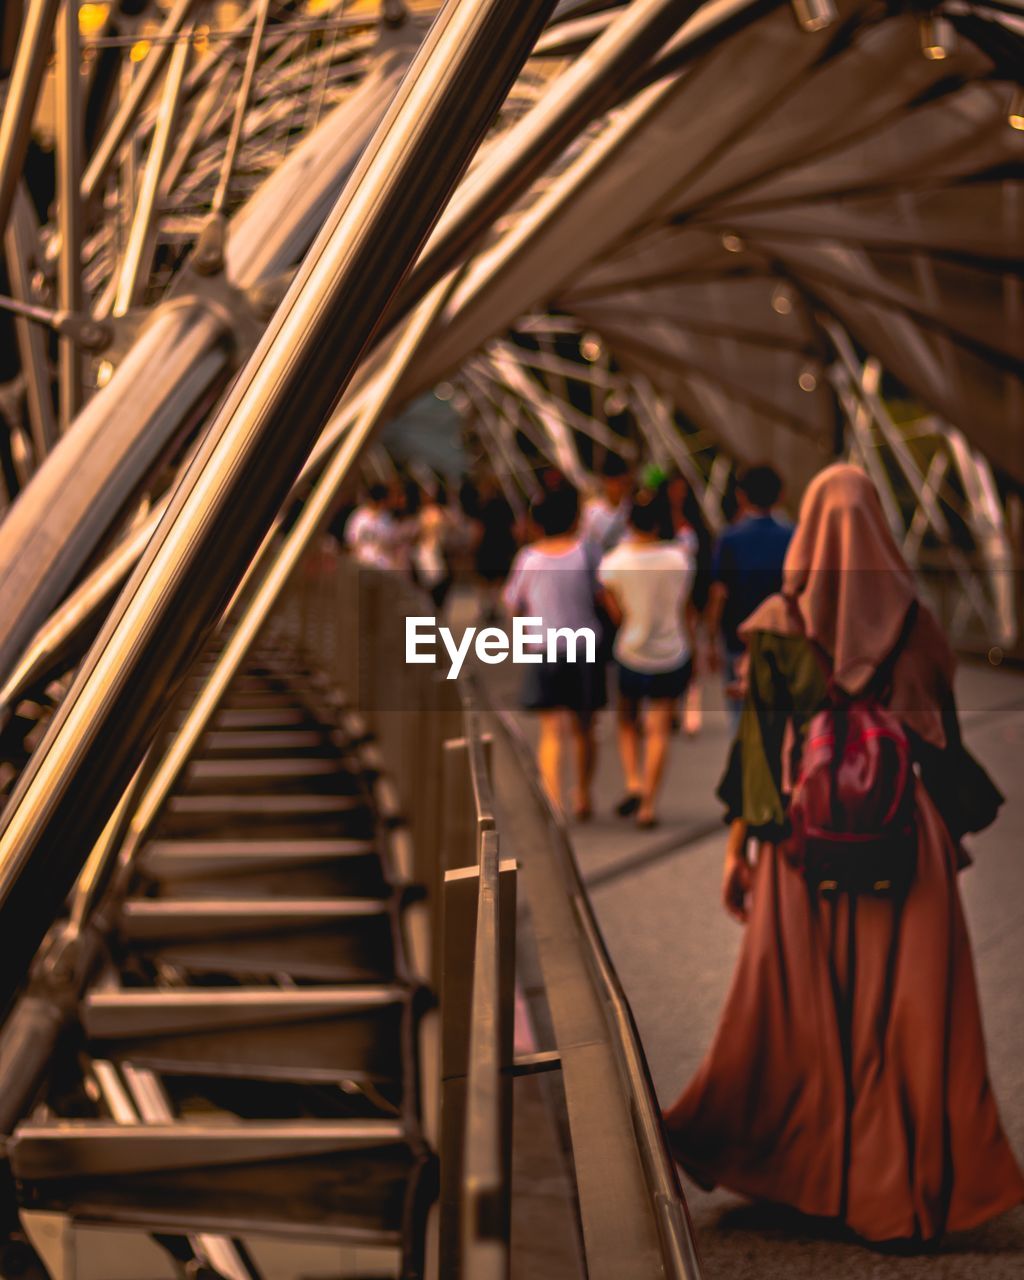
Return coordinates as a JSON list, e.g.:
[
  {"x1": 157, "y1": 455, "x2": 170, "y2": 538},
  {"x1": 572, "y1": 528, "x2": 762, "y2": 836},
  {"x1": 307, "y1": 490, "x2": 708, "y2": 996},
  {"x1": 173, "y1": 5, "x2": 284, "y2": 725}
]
[
  {"x1": 113, "y1": 29, "x2": 192, "y2": 316},
  {"x1": 439, "y1": 844, "x2": 516, "y2": 1279},
  {"x1": 461, "y1": 846, "x2": 517, "y2": 1280},
  {"x1": 194, "y1": 0, "x2": 272, "y2": 272},
  {"x1": 3, "y1": 187, "x2": 58, "y2": 465},
  {"x1": 0, "y1": 0, "x2": 560, "y2": 1013},
  {"x1": 81, "y1": 0, "x2": 203, "y2": 205},
  {"x1": 55, "y1": 0, "x2": 83, "y2": 431},
  {"x1": 0, "y1": 0, "x2": 61, "y2": 242}
]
